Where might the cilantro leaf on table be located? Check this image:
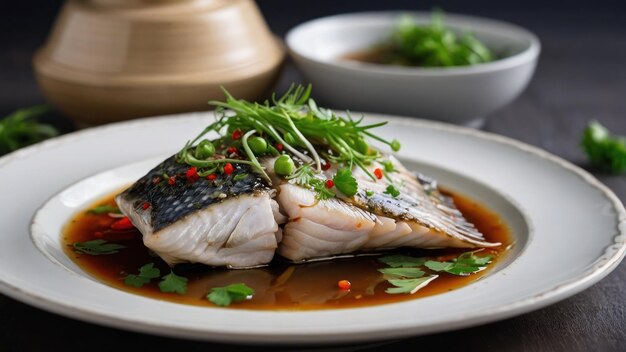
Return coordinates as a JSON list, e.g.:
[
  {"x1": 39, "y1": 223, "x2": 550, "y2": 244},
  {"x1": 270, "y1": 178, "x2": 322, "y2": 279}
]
[
  {"x1": 72, "y1": 239, "x2": 125, "y2": 256},
  {"x1": 87, "y1": 205, "x2": 121, "y2": 215},
  {"x1": 158, "y1": 271, "x2": 188, "y2": 295},
  {"x1": 207, "y1": 283, "x2": 255, "y2": 307},
  {"x1": 425, "y1": 251, "x2": 493, "y2": 276},
  {"x1": 123, "y1": 263, "x2": 161, "y2": 288},
  {"x1": 581, "y1": 120, "x2": 626, "y2": 174},
  {"x1": 333, "y1": 168, "x2": 358, "y2": 197}
]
